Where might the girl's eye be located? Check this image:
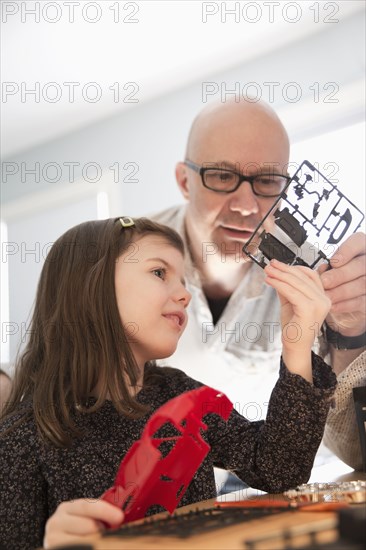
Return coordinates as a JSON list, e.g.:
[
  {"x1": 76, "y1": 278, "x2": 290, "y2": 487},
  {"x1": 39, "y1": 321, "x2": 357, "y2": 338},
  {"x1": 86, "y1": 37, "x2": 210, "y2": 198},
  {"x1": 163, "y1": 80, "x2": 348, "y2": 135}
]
[{"x1": 152, "y1": 268, "x2": 166, "y2": 280}]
